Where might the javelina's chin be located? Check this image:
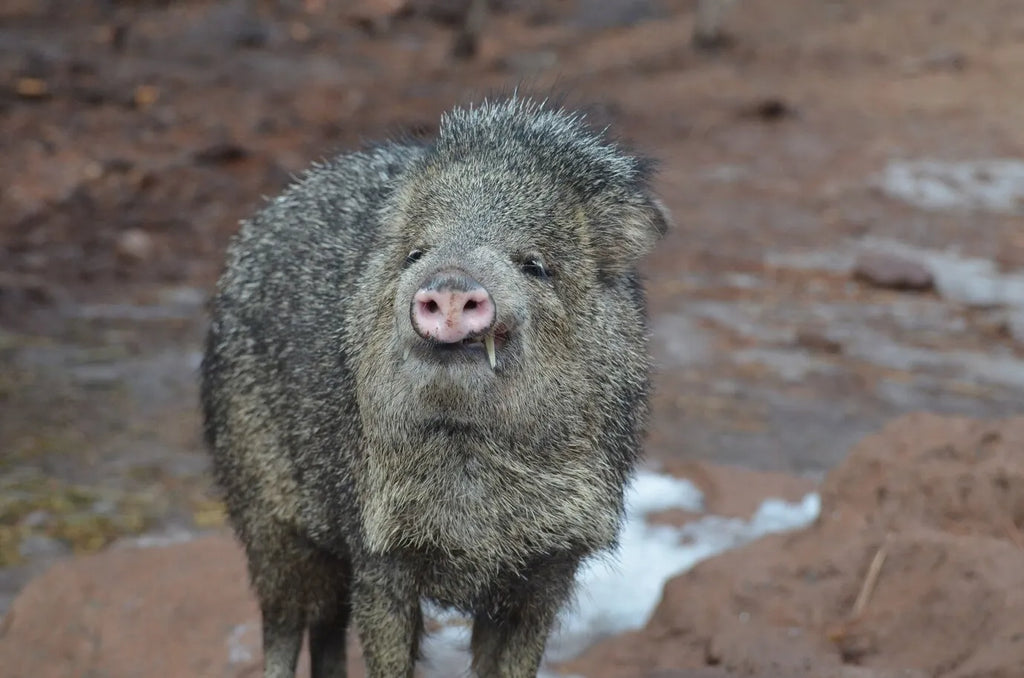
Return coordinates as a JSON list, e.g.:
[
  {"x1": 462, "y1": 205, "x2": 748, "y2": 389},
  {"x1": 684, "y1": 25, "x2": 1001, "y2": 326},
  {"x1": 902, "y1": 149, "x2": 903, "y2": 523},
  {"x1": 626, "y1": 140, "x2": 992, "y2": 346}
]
[{"x1": 406, "y1": 343, "x2": 494, "y2": 369}]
